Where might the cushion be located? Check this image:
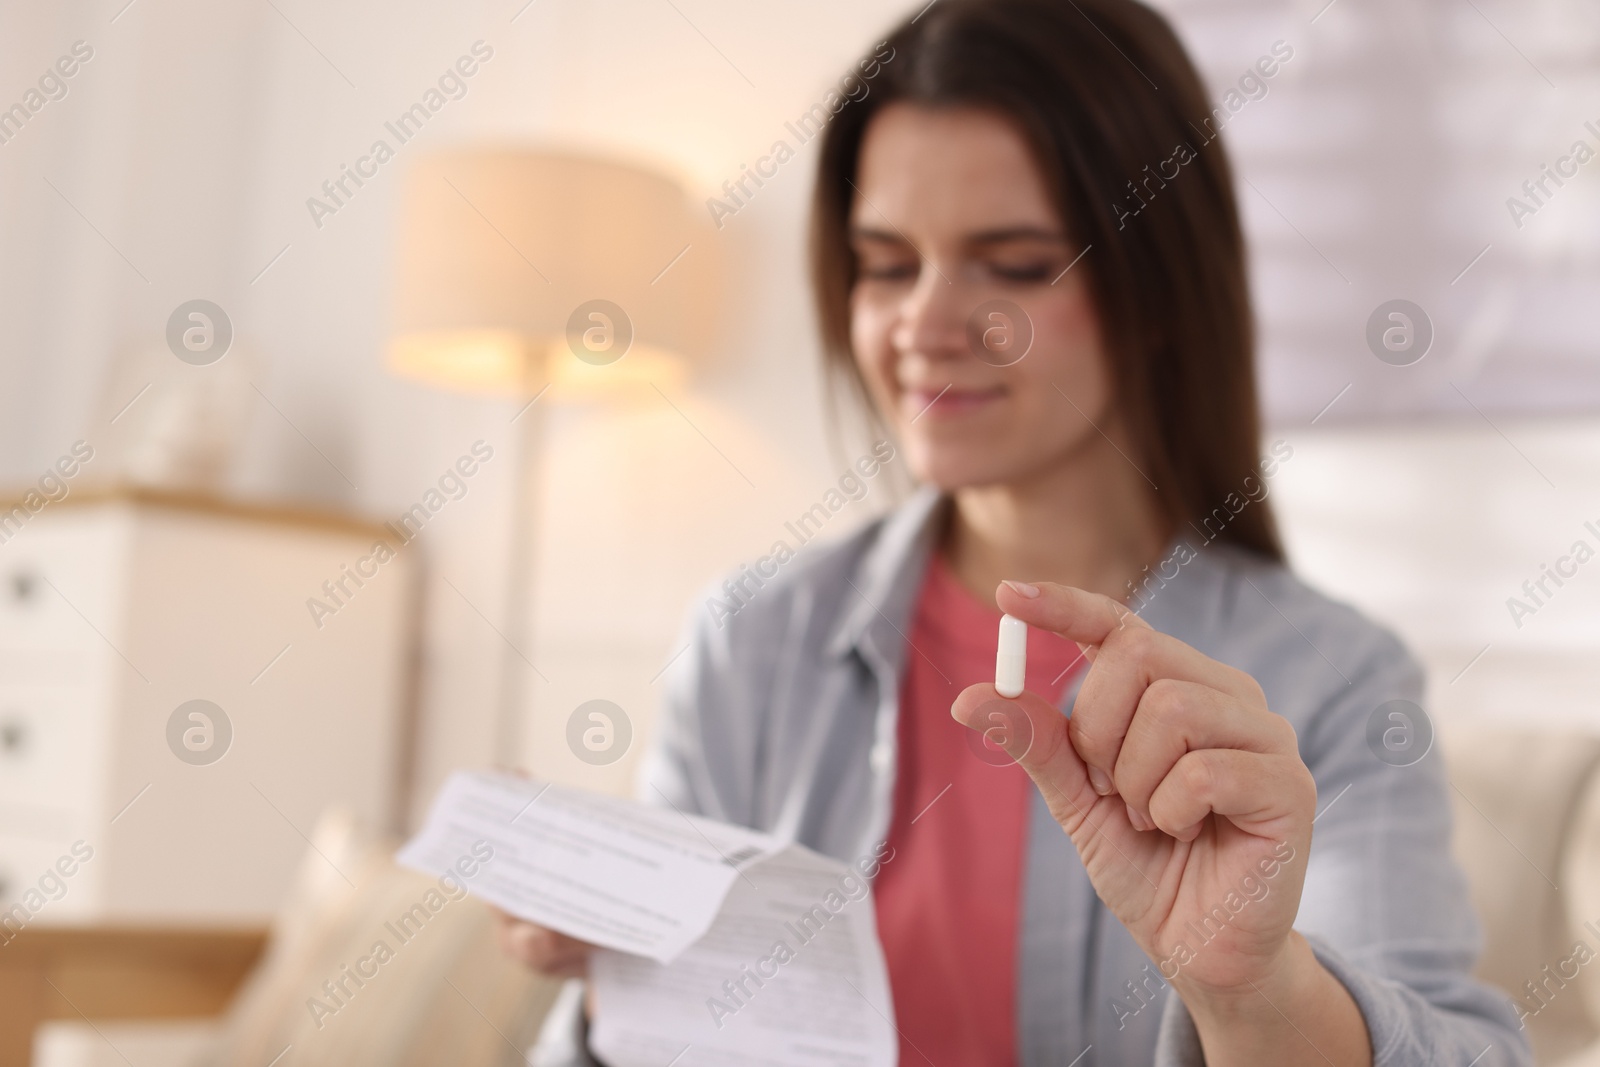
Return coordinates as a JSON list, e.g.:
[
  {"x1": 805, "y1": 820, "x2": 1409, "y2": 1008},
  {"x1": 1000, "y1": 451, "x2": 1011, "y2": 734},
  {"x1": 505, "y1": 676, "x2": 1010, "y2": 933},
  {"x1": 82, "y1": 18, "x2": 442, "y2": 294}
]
[
  {"x1": 1559, "y1": 768, "x2": 1600, "y2": 1066},
  {"x1": 196, "y1": 807, "x2": 560, "y2": 1067},
  {"x1": 1442, "y1": 721, "x2": 1600, "y2": 1065}
]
